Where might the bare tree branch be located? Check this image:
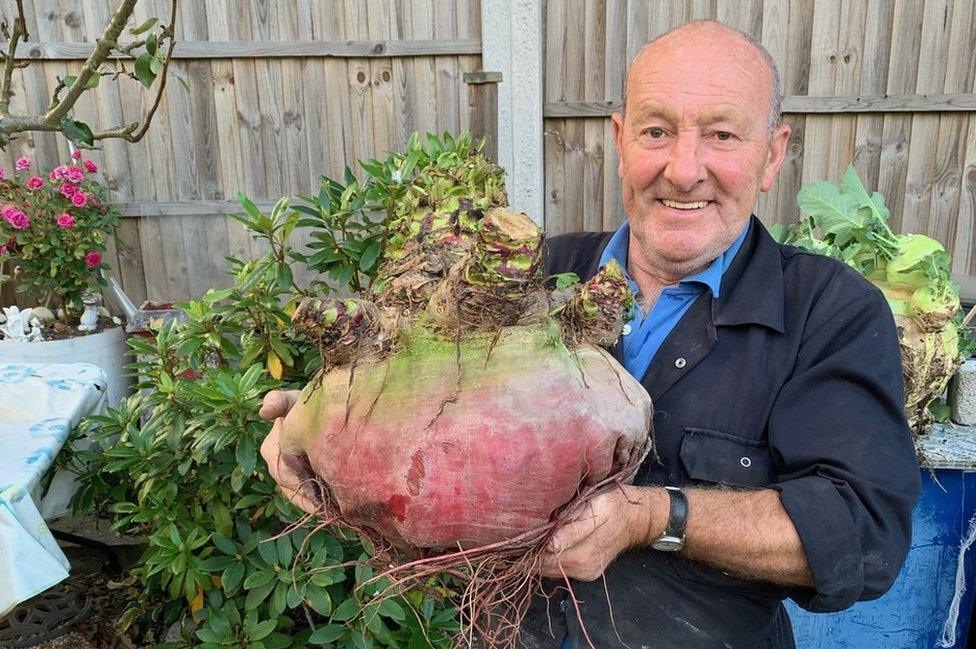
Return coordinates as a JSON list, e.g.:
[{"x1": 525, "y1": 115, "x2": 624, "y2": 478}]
[
  {"x1": 0, "y1": 0, "x2": 178, "y2": 148},
  {"x1": 44, "y1": 0, "x2": 138, "y2": 125},
  {"x1": 0, "y1": 0, "x2": 27, "y2": 117}
]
